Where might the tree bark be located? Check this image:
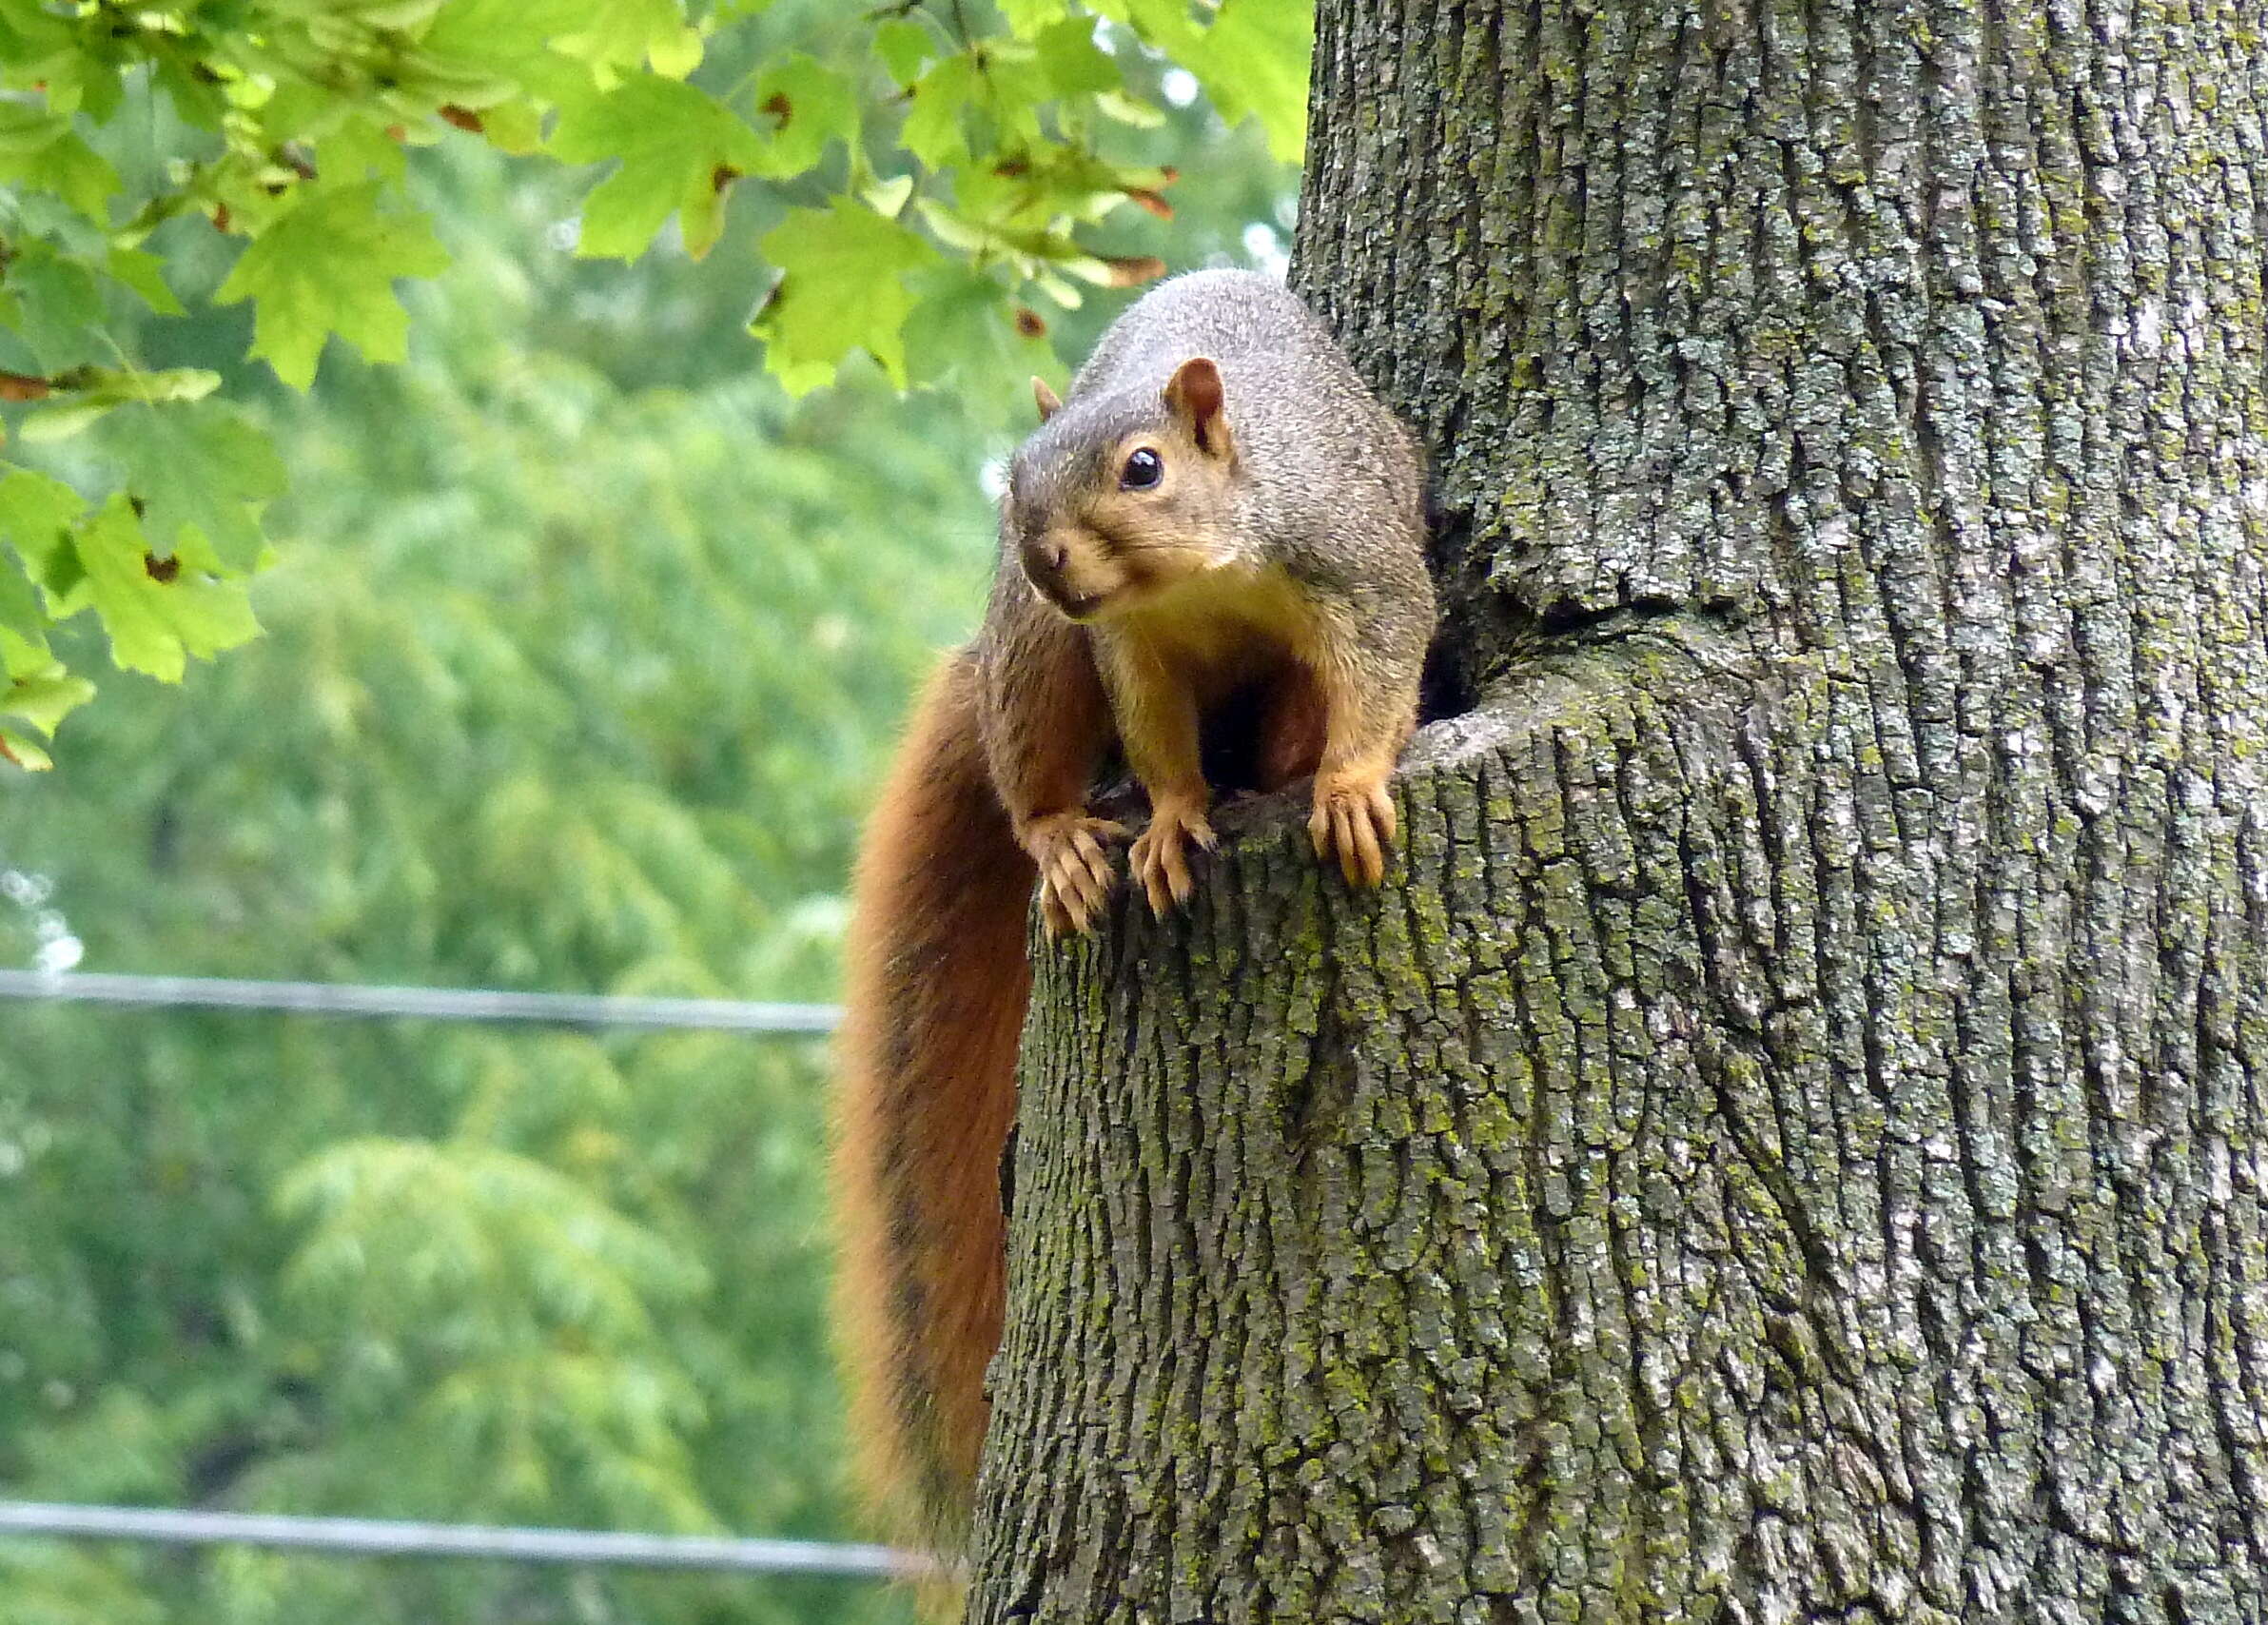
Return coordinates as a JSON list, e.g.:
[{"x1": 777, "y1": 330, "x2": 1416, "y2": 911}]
[{"x1": 968, "y1": 0, "x2": 2268, "y2": 1618}]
